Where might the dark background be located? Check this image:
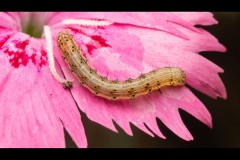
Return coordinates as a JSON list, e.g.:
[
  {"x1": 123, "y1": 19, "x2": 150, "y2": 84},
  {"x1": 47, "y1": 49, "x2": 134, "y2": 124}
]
[{"x1": 65, "y1": 12, "x2": 240, "y2": 148}]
